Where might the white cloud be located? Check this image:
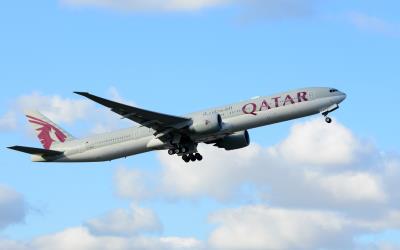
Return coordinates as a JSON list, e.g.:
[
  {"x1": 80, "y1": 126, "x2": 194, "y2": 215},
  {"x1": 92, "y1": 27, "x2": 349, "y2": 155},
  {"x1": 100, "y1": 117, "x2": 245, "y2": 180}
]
[
  {"x1": 17, "y1": 92, "x2": 93, "y2": 124},
  {"x1": 114, "y1": 167, "x2": 152, "y2": 200},
  {"x1": 270, "y1": 119, "x2": 362, "y2": 166},
  {"x1": 0, "y1": 185, "x2": 27, "y2": 230},
  {"x1": 0, "y1": 112, "x2": 17, "y2": 131},
  {"x1": 0, "y1": 227, "x2": 203, "y2": 250},
  {"x1": 209, "y1": 205, "x2": 351, "y2": 249},
  {"x1": 208, "y1": 205, "x2": 400, "y2": 250},
  {"x1": 107, "y1": 117, "x2": 400, "y2": 249},
  {"x1": 61, "y1": 0, "x2": 317, "y2": 19},
  {"x1": 236, "y1": 0, "x2": 315, "y2": 21},
  {"x1": 4, "y1": 114, "x2": 400, "y2": 250},
  {"x1": 62, "y1": 0, "x2": 228, "y2": 12},
  {"x1": 0, "y1": 203, "x2": 200, "y2": 249},
  {"x1": 308, "y1": 171, "x2": 387, "y2": 203},
  {"x1": 0, "y1": 239, "x2": 30, "y2": 250},
  {"x1": 158, "y1": 143, "x2": 262, "y2": 200},
  {"x1": 111, "y1": 118, "x2": 399, "y2": 230},
  {"x1": 89, "y1": 86, "x2": 136, "y2": 134},
  {"x1": 85, "y1": 204, "x2": 162, "y2": 236},
  {"x1": 153, "y1": 119, "x2": 383, "y2": 206},
  {"x1": 360, "y1": 210, "x2": 400, "y2": 231},
  {"x1": 347, "y1": 12, "x2": 400, "y2": 36},
  {"x1": 107, "y1": 86, "x2": 136, "y2": 106},
  {"x1": 375, "y1": 243, "x2": 400, "y2": 250},
  {"x1": 6, "y1": 87, "x2": 133, "y2": 136}
]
